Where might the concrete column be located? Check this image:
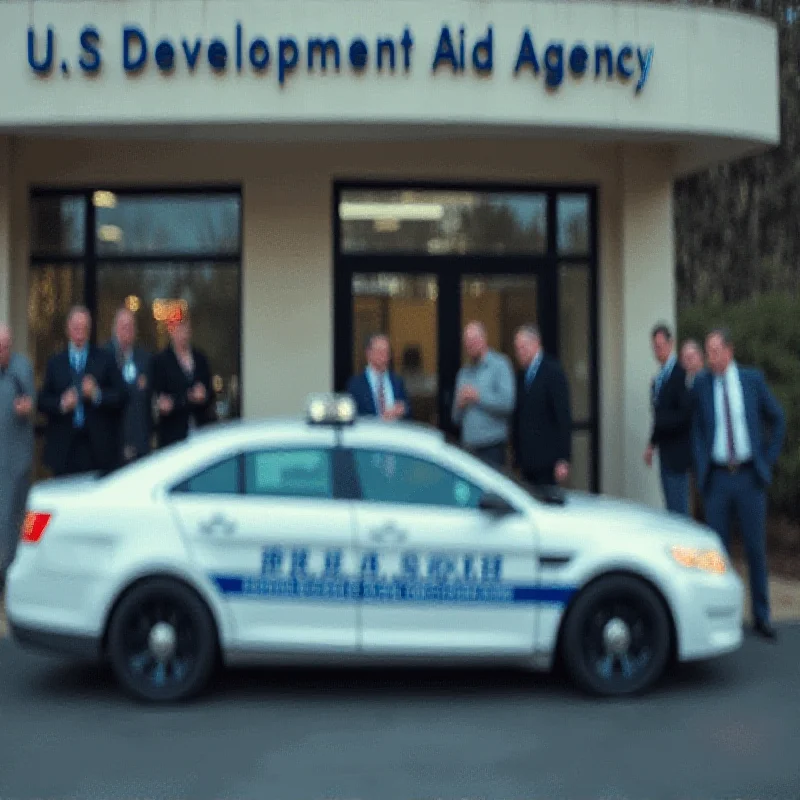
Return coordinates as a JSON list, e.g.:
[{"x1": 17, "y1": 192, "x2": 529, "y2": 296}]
[
  {"x1": 0, "y1": 136, "x2": 10, "y2": 325},
  {"x1": 619, "y1": 144, "x2": 677, "y2": 509}
]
